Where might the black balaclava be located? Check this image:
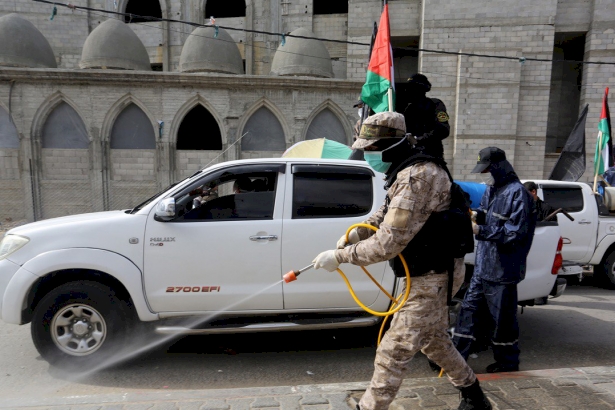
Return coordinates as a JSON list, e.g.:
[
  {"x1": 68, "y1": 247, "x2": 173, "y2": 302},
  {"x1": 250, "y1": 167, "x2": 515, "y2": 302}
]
[
  {"x1": 380, "y1": 138, "x2": 422, "y2": 189},
  {"x1": 382, "y1": 137, "x2": 414, "y2": 172},
  {"x1": 407, "y1": 83, "x2": 427, "y2": 105},
  {"x1": 406, "y1": 74, "x2": 431, "y2": 104},
  {"x1": 489, "y1": 159, "x2": 519, "y2": 188}
]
